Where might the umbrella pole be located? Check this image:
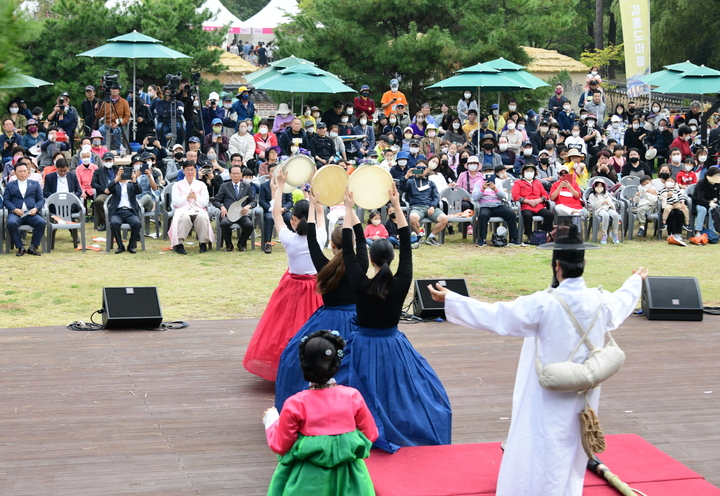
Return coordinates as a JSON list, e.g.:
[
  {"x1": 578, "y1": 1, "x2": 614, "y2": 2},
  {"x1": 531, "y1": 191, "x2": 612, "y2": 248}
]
[{"x1": 132, "y1": 60, "x2": 137, "y2": 143}]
